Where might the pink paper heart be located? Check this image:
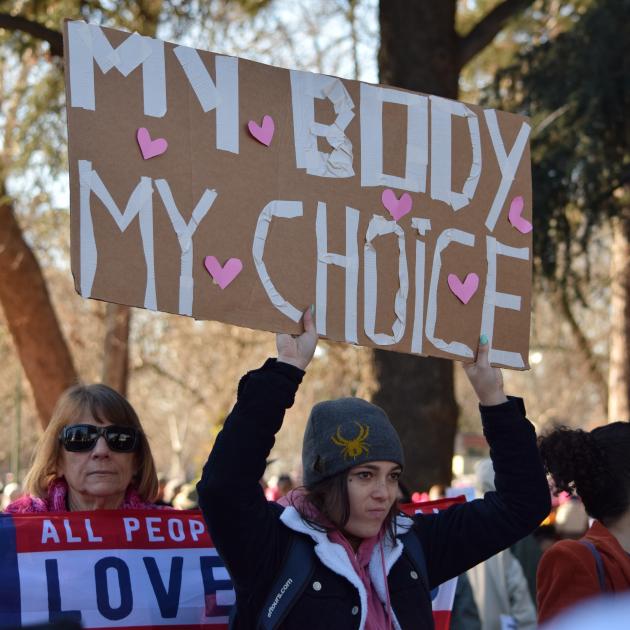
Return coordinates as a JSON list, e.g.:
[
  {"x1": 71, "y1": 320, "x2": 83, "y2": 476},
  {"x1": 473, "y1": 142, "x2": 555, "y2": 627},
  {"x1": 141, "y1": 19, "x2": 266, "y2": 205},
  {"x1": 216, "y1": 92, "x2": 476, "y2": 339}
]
[
  {"x1": 248, "y1": 115, "x2": 275, "y2": 146},
  {"x1": 508, "y1": 196, "x2": 532, "y2": 234},
  {"x1": 204, "y1": 256, "x2": 243, "y2": 290},
  {"x1": 136, "y1": 127, "x2": 168, "y2": 160},
  {"x1": 447, "y1": 273, "x2": 479, "y2": 305},
  {"x1": 381, "y1": 189, "x2": 412, "y2": 221}
]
